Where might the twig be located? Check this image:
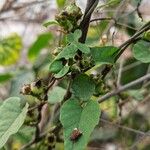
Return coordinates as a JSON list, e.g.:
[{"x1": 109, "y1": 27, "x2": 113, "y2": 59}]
[
  {"x1": 116, "y1": 61, "x2": 141, "y2": 73},
  {"x1": 116, "y1": 21, "x2": 150, "y2": 60},
  {"x1": 98, "y1": 73, "x2": 150, "y2": 103},
  {"x1": 136, "y1": 0, "x2": 143, "y2": 22},
  {"x1": 90, "y1": 17, "x2": 113, "y2": 22},
  {"x1": 116, "y1": 22, "x2": 138, "y2": 31},
  {"x1": 45, "y1": 78, "x2": 56, "y2": 94},
  {"x1": 90, "y1": 17, "x2": 138, "y2": 31},
  {"x1": 127, "y1": 95, "x2": 150, "y2": 116},
  {"x1": 21, "y1": 78, "x2": 56, "y2": 149},
  {"x1": 104, "y1": 0, "x2": 130, "y2": 35},
  {"x1": 129, "y1": 130, "x2": 150, "y2": 150},
  {"x1": 100, "y1": 118, "x2": 149, "y2": 136},
  {"x1": 20, "y1": 126, "x2": 56, "y2": 150},
  {"x1": 101, "y1": 21, "x2": 150, "y2": 79},
  {"x1": 0, "y1": 0, "x2": 49, "y2": 15},
  {"x1": 117, "y1": 59, "x2": 124, "y2": 87},
  {"x1": 28, "y1": 101, "x2": 46, "y2": 112}
]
